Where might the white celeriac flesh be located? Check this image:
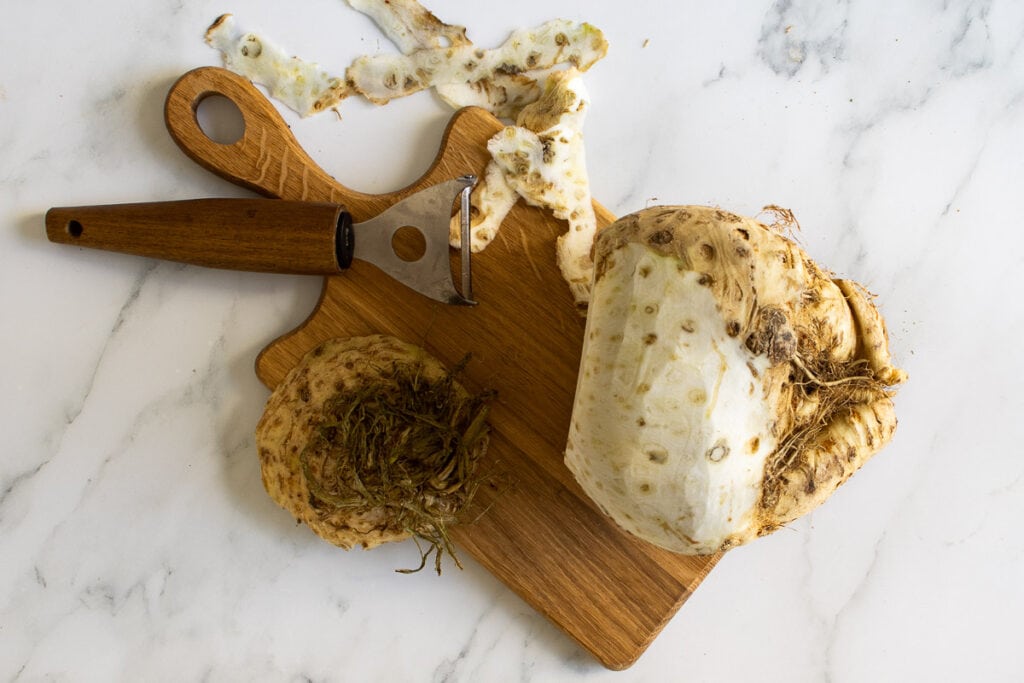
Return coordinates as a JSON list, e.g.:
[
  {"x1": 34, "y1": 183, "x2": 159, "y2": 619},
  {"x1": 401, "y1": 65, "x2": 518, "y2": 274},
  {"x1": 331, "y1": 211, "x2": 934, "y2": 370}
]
[{"x1": 565, "y1": 243, "x2": 778, "y2": 553}]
